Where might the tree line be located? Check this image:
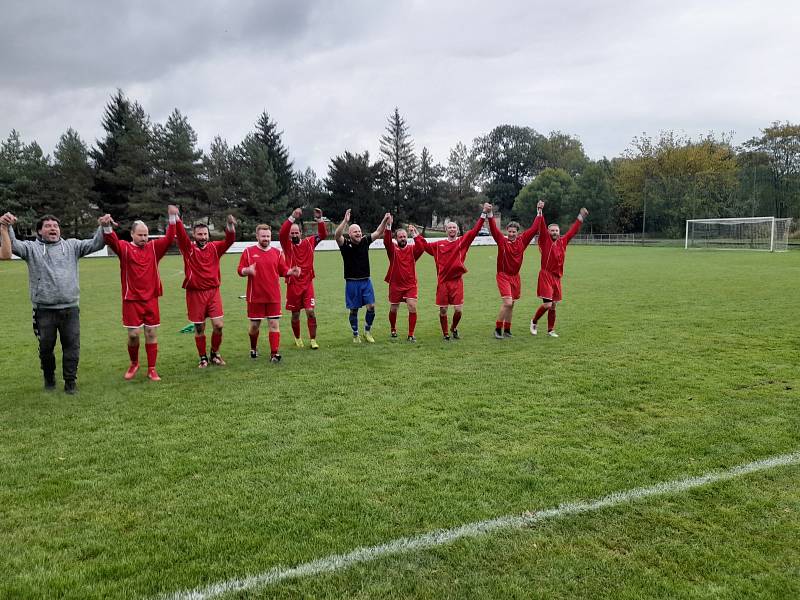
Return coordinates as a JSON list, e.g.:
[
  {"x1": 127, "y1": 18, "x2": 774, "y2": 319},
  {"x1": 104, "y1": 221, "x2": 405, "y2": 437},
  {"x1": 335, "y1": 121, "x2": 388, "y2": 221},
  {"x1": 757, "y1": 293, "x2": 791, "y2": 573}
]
[{"x1": 2, "y1": 89, "x2": 799, "y2": 239}]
